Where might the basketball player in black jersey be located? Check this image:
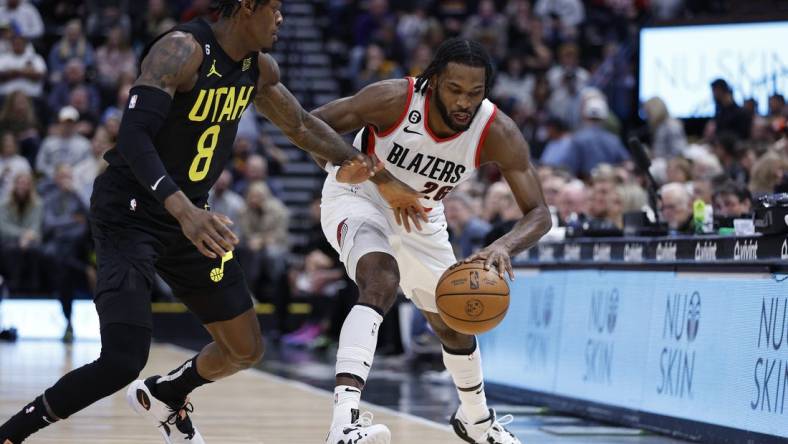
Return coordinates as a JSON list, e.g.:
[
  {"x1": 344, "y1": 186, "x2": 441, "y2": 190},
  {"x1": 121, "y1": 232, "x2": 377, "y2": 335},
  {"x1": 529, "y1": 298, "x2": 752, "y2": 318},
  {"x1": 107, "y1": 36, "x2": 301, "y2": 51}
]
[{"x1": 0, "y1": 1, "x2": 419, "y2": 443}]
